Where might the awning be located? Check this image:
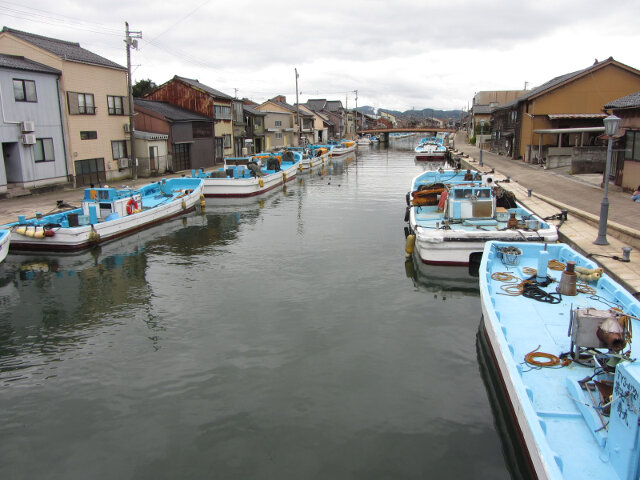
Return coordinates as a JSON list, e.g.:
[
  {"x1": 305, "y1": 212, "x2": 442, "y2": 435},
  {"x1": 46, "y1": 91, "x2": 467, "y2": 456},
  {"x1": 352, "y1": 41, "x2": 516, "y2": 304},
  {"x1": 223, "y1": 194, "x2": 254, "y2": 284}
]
[
  {"x1": 547, "y1": 113, "x2": 607, "y2": 120},
  {"x1": 134, "y1": 131, "x2": 169, "y2": 141},
  {"x1": 533, "y1": 127, "x2": 605, "y2": 134}
]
